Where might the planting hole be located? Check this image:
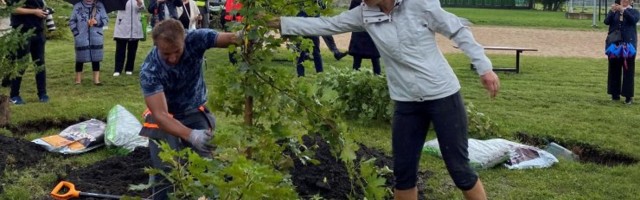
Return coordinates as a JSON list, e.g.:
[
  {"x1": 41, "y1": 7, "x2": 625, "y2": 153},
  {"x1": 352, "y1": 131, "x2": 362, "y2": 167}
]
[{"x1": 515, "y1": 132, "x2": 638, "y2": 166}]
